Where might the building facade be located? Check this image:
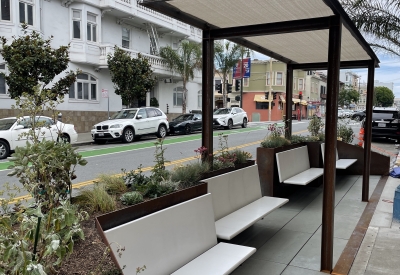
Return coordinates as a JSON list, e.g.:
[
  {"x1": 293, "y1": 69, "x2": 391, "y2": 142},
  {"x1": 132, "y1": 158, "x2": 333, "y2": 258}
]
[{"x1": 0, "y1": 0, "x2": 202, "y2": 132}]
